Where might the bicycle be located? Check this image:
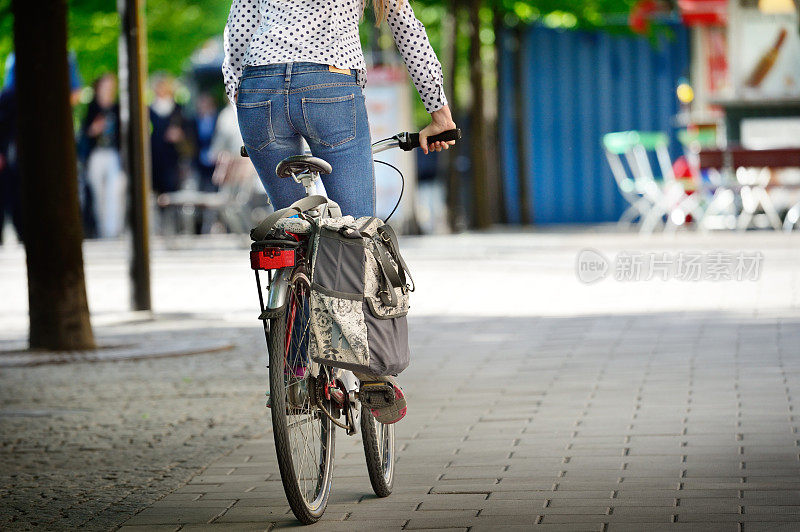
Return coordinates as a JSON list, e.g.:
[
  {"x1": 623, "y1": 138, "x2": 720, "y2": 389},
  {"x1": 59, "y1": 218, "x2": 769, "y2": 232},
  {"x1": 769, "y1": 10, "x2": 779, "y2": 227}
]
[{"x1": 246, "y1": 129, "x2": 461, "y2": 524}]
